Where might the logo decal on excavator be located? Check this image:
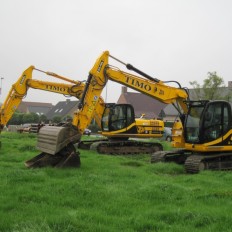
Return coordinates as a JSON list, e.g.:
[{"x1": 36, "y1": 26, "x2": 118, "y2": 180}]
[
  {"x1": 125, "y1": 75, "x2": 152, "y2": 92},
  {"x1": 97, "y1": 60, "x2": 104, "y2": 72},
  {"x1": 159, "y1": 89, "x2": 164, "y2": 95},
  {"x1": 87, "y1": 97, "x2": 98, "y2": 113},
  {"x1": 125, "y1": 75, "x2": 164, "y2": 95},
  {"x1": 45, "y1": 85, "x2": 68, "y2": 93},
  {"x1": 20, "y1": 75, "x2": 26, "y2": 85}
]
